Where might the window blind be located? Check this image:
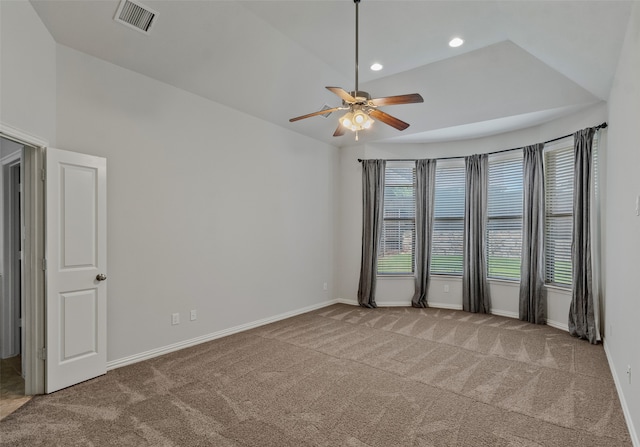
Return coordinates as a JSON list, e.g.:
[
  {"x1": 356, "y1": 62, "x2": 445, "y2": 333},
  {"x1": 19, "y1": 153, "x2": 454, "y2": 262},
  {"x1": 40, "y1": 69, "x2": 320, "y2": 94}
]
[
  {"x1": 378, "y1": 161, "x2": 415, "y2": 275},
  {"x1": 487, "y1": 152, "x2": 523, "y2": 280},
  {"x1": 431, "y1": 161, "x2": 465, "y2": 275},
  {"x1": 544, "y1": 137, "x2": 574, "y2": 286}
]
